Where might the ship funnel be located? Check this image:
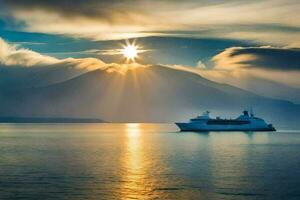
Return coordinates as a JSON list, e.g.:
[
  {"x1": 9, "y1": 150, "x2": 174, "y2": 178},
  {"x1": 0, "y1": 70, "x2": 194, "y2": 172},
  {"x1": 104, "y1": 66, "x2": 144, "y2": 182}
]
[{"x1": 243, "y1": 110, "x2": 249, "y2": 116}]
